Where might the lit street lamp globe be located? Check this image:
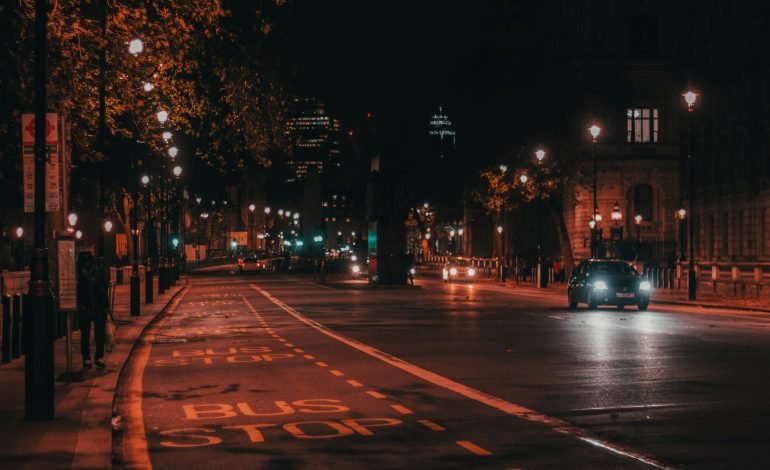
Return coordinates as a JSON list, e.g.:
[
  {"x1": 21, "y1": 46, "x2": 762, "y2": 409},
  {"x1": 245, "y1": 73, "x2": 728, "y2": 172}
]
[
  {"x1": 75, "y1": 230, "x2": 83, "y2": 240},
  {"x1": 157, "y1": 110, "x2": 169, "y2": 123},
  {"x1": 535, "y1": 149, "x2": 546, "y2": 162},
  {"x1": 450, "y1": 229, "x2": 456, "y2": 237},
  {"x1": 143, "y1": 82, "x2": 154, "y2": 92},
  {"x1": 458, "y1": 228, "x2": 464, "y2": 236},
  {"x1": 67, "y1": 212, "x2": 78, "y2": 226},
  {"x1": 589, "y1": 125, "x2": 601, "y2": 140},
  {"x1": 497, "y1": 226, "x2": 503, "y2": 234},
  {"x1": 278, "y1": 209, "x2": 284, "y2": 216},
  {"x1": 104, "y1": 220, "x2": 113, "y2": 232},
  {"x1": 499, "y1": 164, "x2": 507, "y2": 173},
  {"x1": 162, "y1": 131, "x2": 173, "y2": 141},
  {"x1": 141, "y1": 175, "x2": 150, "y2": 186},
  {"x1": 611, "y1": 203, "x2": 623, "y2": 221},
  {"x1": 264, "y1": 206, "x2": 271, "y2": 215},
  {"x1": 677, "y1": 208, "x2": 687, "y2": 220},
  {"x1": 248, "y1": 204, "x2": 256, "y2": 212},
  {"x1": 195, "y1": 196, "x2": 202, "y2": 204},
  {"x1": 634, "y1": 214, "x2": 643, "y2": 225},
  {"x1": 683, "y1": 91, "x2": 698, "y2": 109},
  {"x1": 519, "y1": 174, "x2": 528, "y2": 184},
  {"x1": 16, "y1": 227, "x2": 24, "y2": 238},
  {"x1": 168, "y1": 146, "x2": 178, "y2": 158},
  {"x1": 293, "y1": 212, "x2": 300, "y2": 220},
  {"x1": 172, "y1": 166, "x2": 182, "y2": 177},
  {"x1": 589, "y1": 219, "x2": 597, "y2": 230},
  {"x1": 128, "y1": 38, "x2": 144, "y2": 55}
]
